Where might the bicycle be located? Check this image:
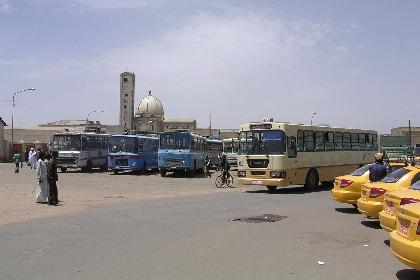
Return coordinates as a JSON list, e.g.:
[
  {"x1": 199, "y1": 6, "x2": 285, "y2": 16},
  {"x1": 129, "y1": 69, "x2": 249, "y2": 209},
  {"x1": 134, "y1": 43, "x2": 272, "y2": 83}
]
[{"x1": 215, "y1": 171, "x2": 233, "y2": 188}]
